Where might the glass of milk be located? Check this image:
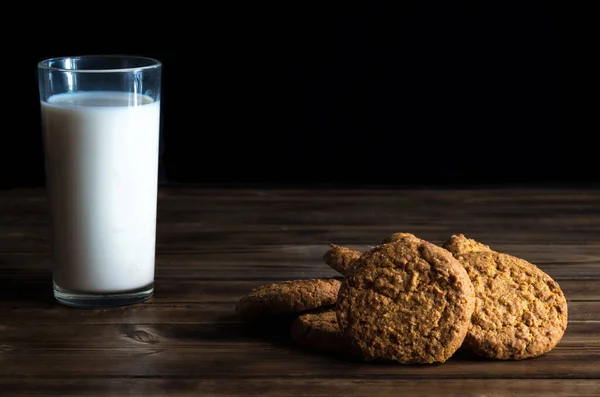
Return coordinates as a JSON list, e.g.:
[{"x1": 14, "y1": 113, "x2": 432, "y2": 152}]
[{"x1": 37, "y1": 55, "x2": 162, "y2": 308}]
